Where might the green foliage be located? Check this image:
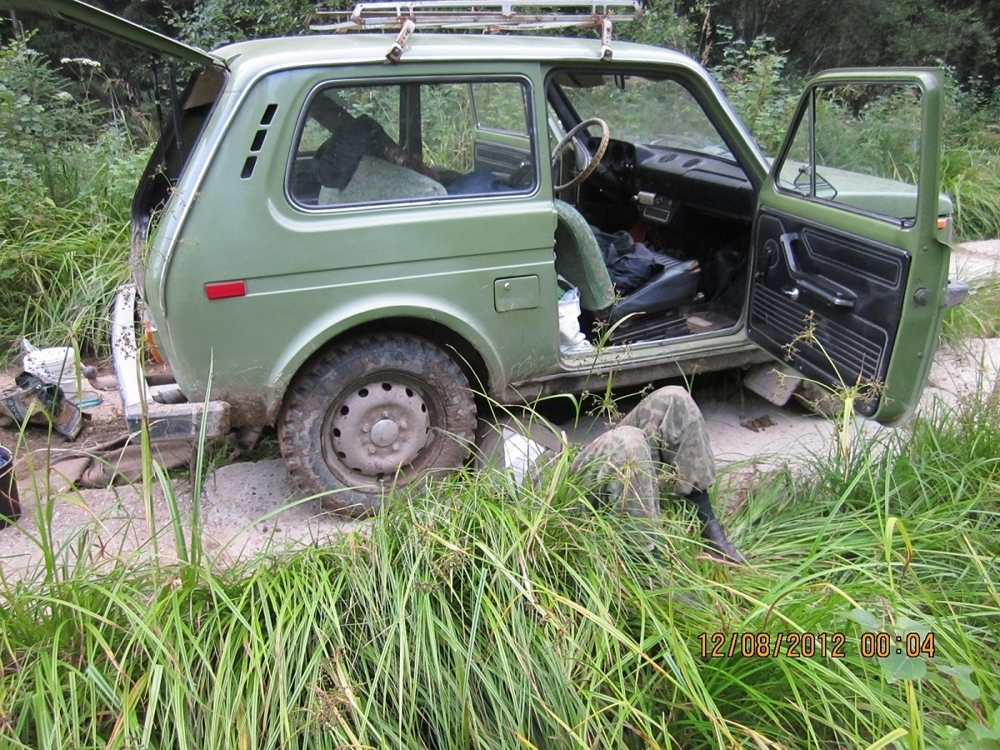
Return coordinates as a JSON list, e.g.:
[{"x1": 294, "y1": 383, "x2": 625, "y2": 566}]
[
  {"x1": 614, "y1": 3, "x2": 701, "y2": 54},
  {"x1": 811, "y1": 86, "x2": 923, "y2": 184},
  {"x1": 178, "y1": 0, "x2": 318, "y2": 48},
  {"x1": 711, "y1": 33, "x2": 1000, "y2": 241},
  {"x1": 702, "y1": 0, "x2": 999, "y2": 88},
  {"x1": 941, "y1": 145, "x2": 1000, "y2": 242},
  {"x1": 942, "y1": 279, "x2": 1000, "y2": 343},
  {"x1": 0, "y1": 37, "x2": 100, "y2": 202},
  {"x1": 0, "y1": 36, "x2": 143, "y2": 360},
  {"x1": 940, "y1": 77, "x2": 1000, "y2": 240},
  {"x1": 710, "y1": 27, "x2": 795, "y2": 155},
  {"x1": 0, "y1": 165, "x2": 138, "y2": 361}
]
